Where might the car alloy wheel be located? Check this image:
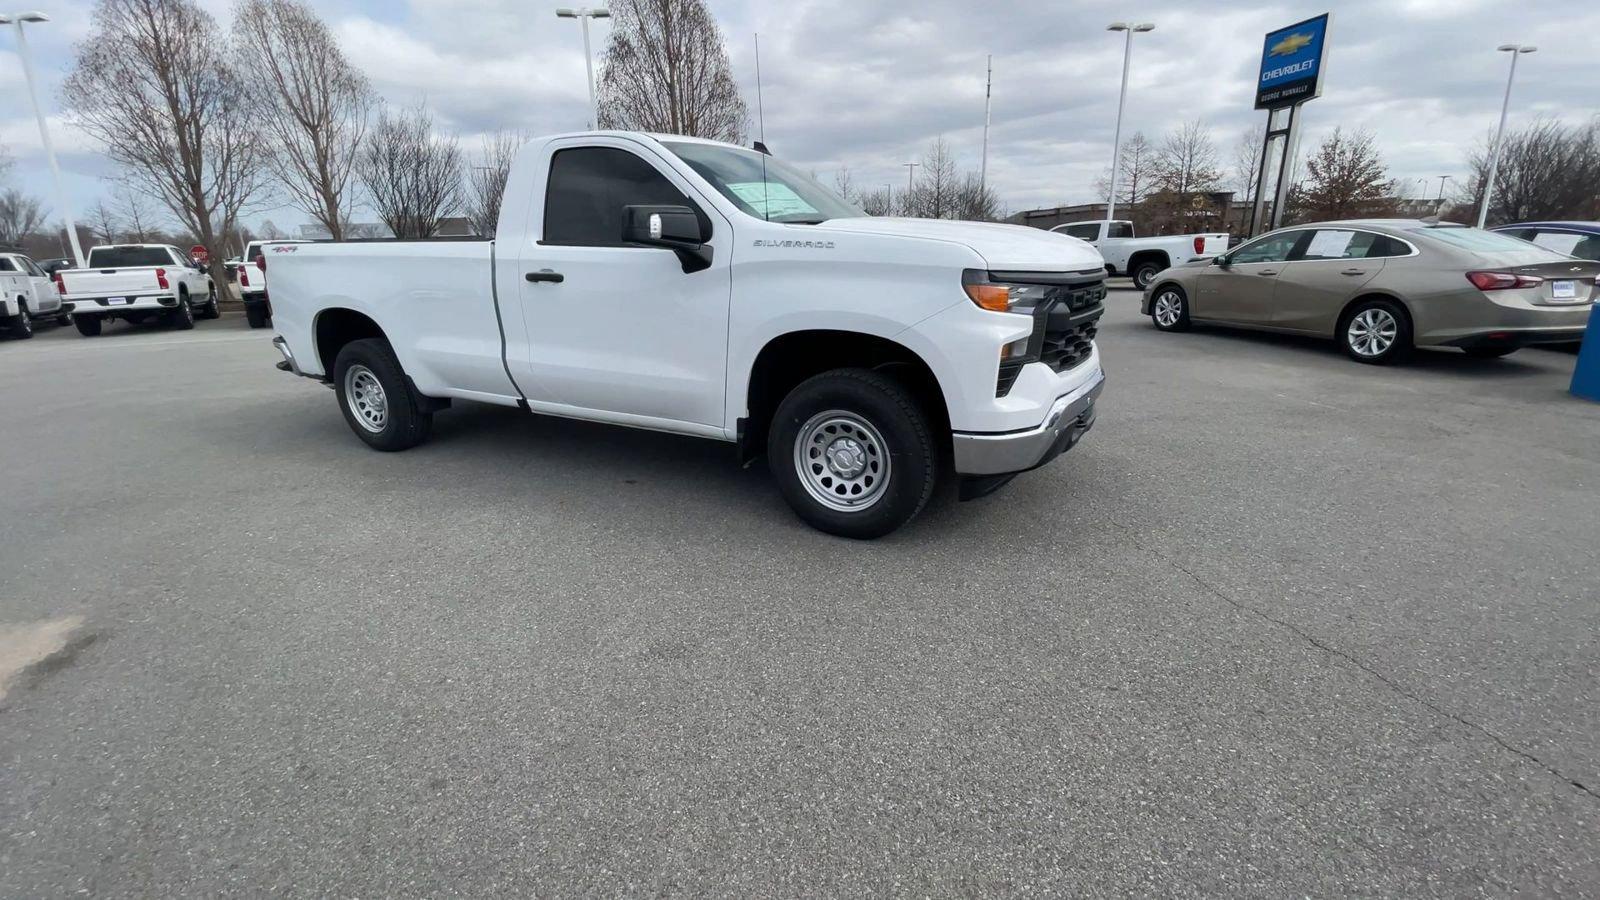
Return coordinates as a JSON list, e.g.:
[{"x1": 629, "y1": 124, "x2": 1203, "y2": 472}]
[
  {"x1": 1347, "y1": 307, "x2": 1397, "y2": 358},
  {"x1": 1153, "y1": 290, "x2": 1183, "y2": 327},
  {"x1": 793, "y1": 409, "x2": 891, "y2": 513}
]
